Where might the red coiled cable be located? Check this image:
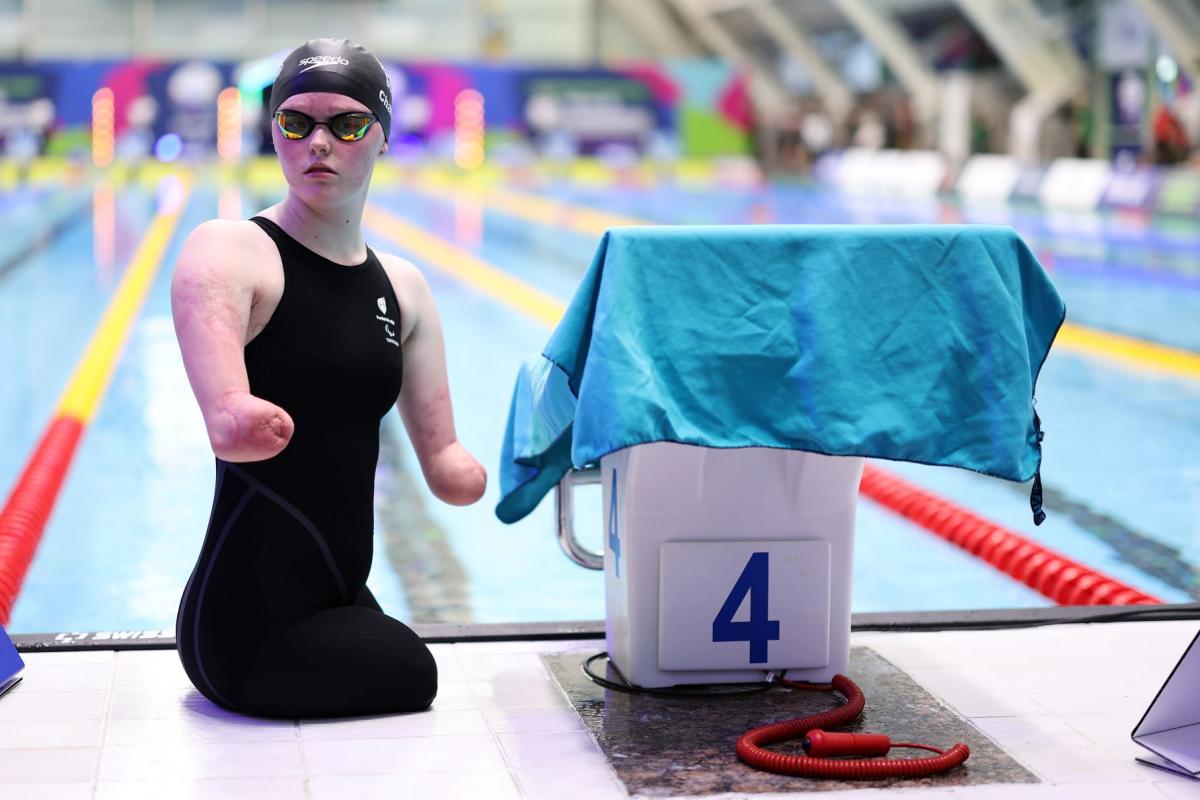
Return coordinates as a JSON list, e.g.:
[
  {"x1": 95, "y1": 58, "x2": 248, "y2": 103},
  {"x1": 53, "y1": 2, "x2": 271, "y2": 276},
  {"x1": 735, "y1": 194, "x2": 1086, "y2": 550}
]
[{"x1": 736, "y1": 674, "x2": 970, "y2": 779}]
